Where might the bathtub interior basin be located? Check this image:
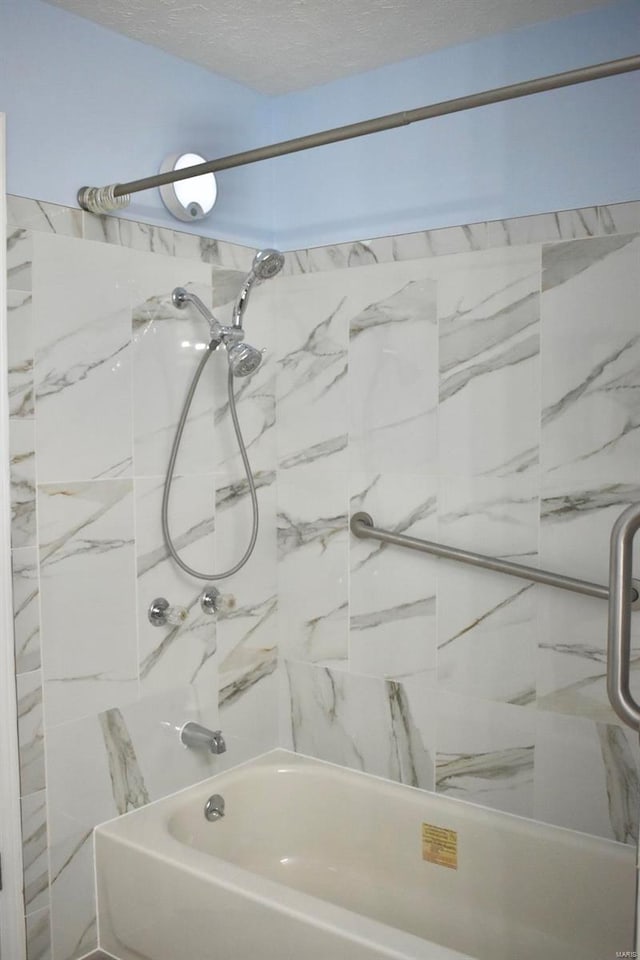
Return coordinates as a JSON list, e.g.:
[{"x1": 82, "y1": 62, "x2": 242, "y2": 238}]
[{"x1": 96, "y1": 748, "x2": 635, "y2": 960}]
